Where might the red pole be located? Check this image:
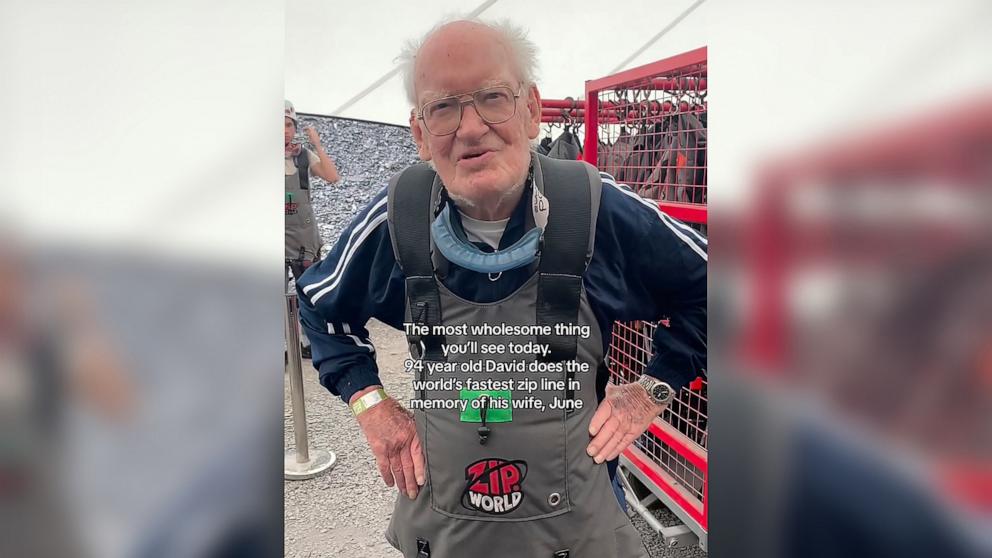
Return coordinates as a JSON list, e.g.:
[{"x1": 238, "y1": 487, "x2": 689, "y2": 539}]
[
  {"x1": 541, "y1": 98, "x2": 586, "y2": 109},
  {"x1": 584, "y1": 86, "x2": 599, "y2": 166}
]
